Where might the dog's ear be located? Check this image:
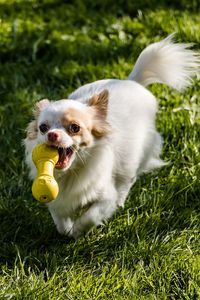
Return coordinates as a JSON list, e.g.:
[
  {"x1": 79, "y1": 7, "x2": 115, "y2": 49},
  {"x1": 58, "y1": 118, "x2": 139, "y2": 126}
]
[
  {"x1": 89, "y1": 89, "x2": 109, "y2": 119},
  {"x1": 26, "y1": 120, "x2": 38, "y2": 140},
  {"x1": 33, "y1": 99, "x2": 50, "y2": 118},
  {"x1": 89, "y1": 90, "x2": 112, "y2": 138},
  {"x1": 26, "y1": 99, "x2": 50, "y2": 140}
]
